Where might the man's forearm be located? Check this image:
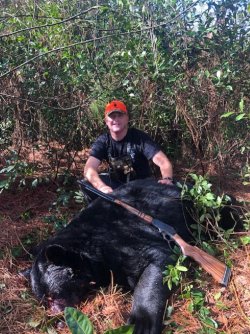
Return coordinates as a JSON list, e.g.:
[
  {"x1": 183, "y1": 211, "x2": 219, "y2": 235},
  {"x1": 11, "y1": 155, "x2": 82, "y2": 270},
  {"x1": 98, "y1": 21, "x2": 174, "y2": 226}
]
[
  {"x1": 153, "y1": 152, "x2": 173, "y2": 178},
  {"x1": 84, "y1": 168, "x2": 113, "y2": 193},
  {"x1": 152, "y1": 151, "x2": 173, "y2": 184},
  {"x1": 84, "y1": 168, "x2": 105, "y2": 190},
  {"x1": 160, "y1": 165, "x2": 173, "y2": 180}
]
